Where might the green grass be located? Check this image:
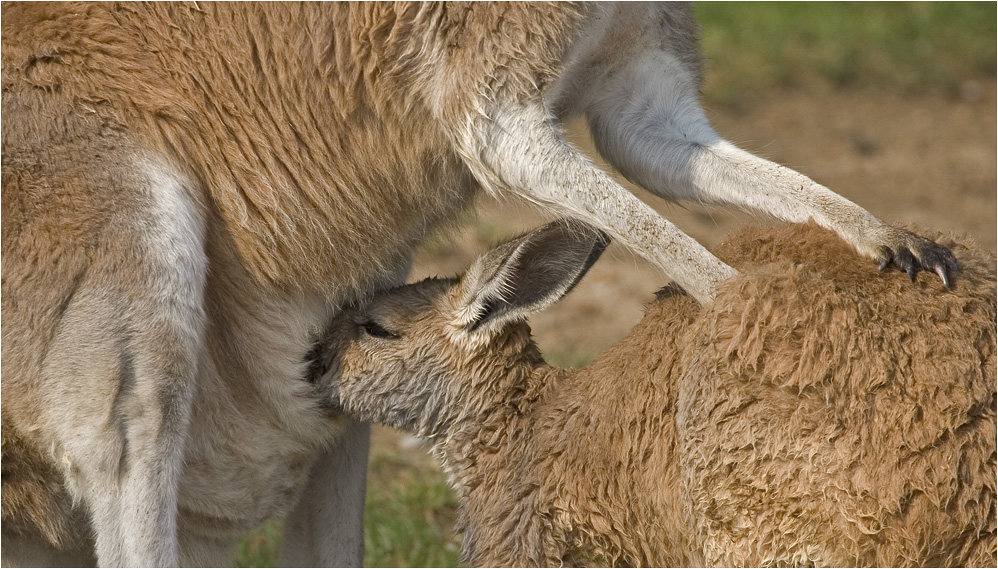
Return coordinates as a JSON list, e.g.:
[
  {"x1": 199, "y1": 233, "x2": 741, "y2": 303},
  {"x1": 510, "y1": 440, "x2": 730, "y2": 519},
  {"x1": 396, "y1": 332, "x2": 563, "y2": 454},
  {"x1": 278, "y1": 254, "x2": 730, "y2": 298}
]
[
  {"x1": 234, "y1": 442, "x2": 461, "y2": 568},
  {"x1": 363, "y1": 450, "x2": 462, "y2": 567},
  {"x1": 235, "y1": 519, "x2": 283, "y2": 568},
  {"x1": 697, "y1": 2, "x2": 996, "y2": 105}
]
